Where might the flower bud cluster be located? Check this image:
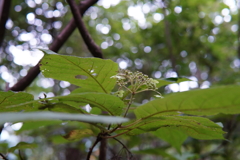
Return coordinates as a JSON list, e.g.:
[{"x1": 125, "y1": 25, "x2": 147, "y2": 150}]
[{"x1": 111, "y1": 70, "x2": 159, "y2": 94}]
